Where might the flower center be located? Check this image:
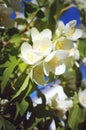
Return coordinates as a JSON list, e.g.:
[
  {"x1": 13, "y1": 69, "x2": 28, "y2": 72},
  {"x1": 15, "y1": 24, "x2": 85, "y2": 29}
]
[{"x1": 68, "y1": 28, "x2": 75, "y2": 36}]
